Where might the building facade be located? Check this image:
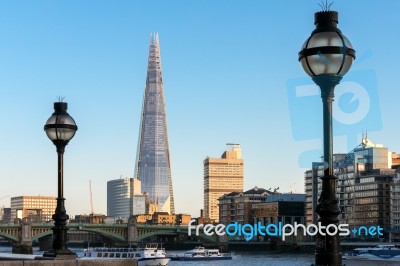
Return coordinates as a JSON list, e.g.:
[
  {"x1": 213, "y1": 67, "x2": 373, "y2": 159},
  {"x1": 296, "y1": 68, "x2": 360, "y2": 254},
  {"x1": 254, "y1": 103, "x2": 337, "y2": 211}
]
[
  {"x1": 390, "y1": 168, "x2": 400, "y2": 241},
  {"x1": 252, "y1": 194, "x2": 305, "y2": 241},
  {"x1": 204, "y1": 144, "x2": 244, "y2": 221},
  {"x1": 133, "y1": 213, "x2": 191, "y2": 225},
  {"x1": 71, "y1": 214, "x2": 106, "y2": 224},
  {"x1": 134, "y1": 33, "x2": 175, "y2": 214},
  {"x1": 10, "y1": 196, "x2": 56, "y2": 223},
  {"x1": 305, "y1": 138, "x2": 395, "y2": 239},
  {"x1": 0, "y1": 207, "x2": 11, "y2": 224},
  {"x1": 218, "y1": 186, "x2": 272, "y2": 224},
  {"x1": 107, "y1": 177, "x2": 147, "y2": 218}
]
